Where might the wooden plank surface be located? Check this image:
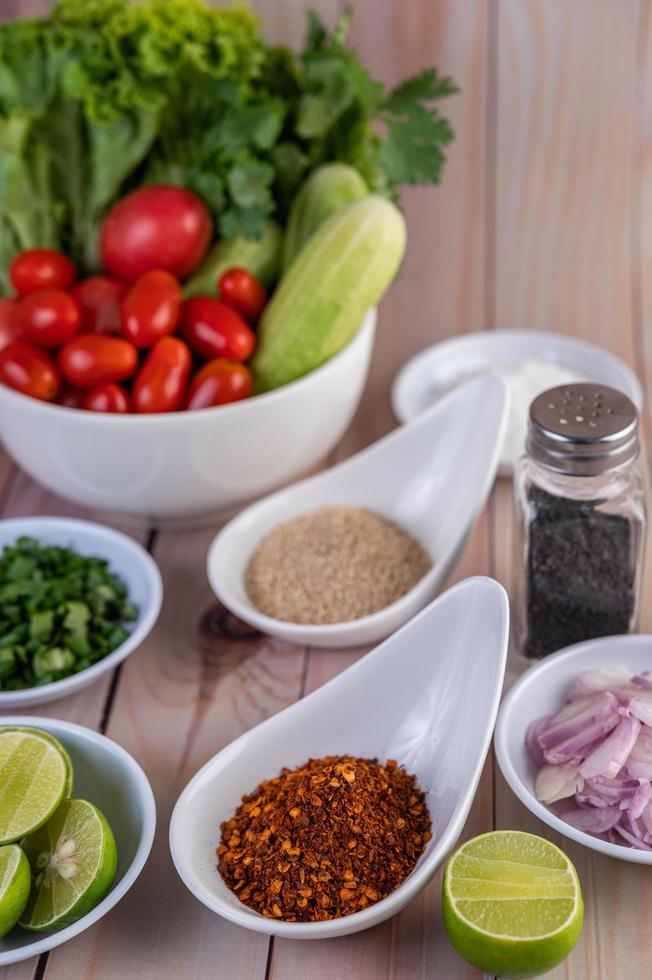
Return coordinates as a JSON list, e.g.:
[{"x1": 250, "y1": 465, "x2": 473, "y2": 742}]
[{"x1": 2, "y1": 1, "x2": 652, "y2": 978}]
